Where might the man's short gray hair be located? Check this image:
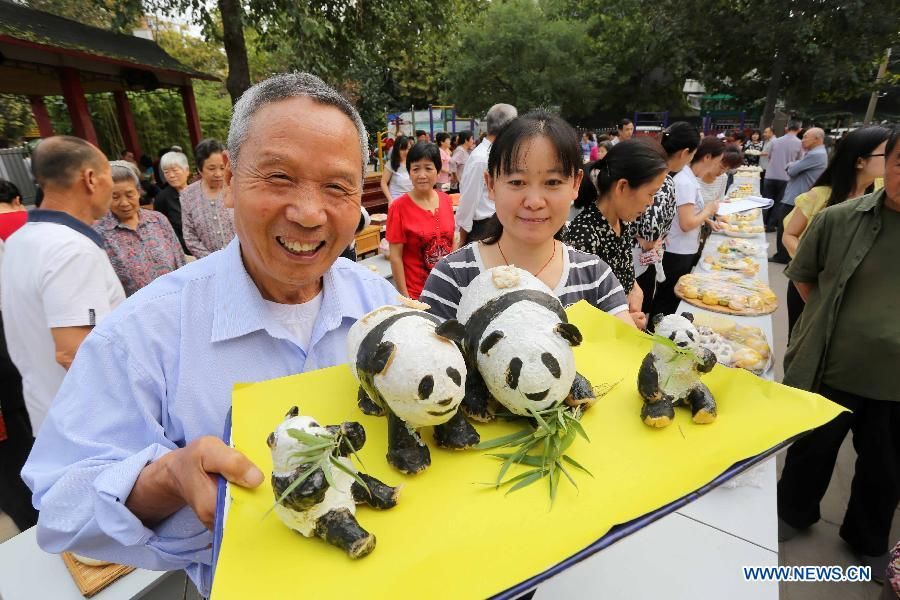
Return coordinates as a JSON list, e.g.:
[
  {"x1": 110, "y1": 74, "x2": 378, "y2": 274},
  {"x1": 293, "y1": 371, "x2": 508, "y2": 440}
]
[
  {"x1": 109, "y1": 160, "x2": 140, "y2": 186},
  {"x1": 486, "y1": 103, "x2": 518, "y2": 136},
  {"x1": 228, "y1": 72, "x2": 368, "y2": 178},
  {"x1": 160, "y1": 151, "x2": 189, "y2": 172}
]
